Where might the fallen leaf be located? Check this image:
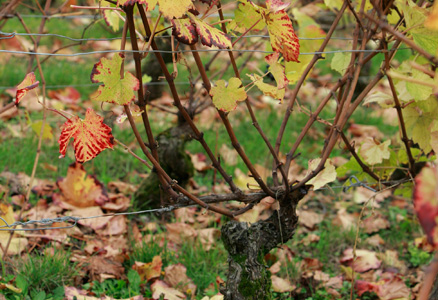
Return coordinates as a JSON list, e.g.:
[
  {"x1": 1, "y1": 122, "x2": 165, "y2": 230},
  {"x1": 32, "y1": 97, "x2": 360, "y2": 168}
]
[
  {"x1": 361, "y1": 214, "x2": 390, "y2": 234},
  {"x1": 341, "y1": 248, "x2": 381, "y2": 273},
  {"x1": 298, "y1": 210, "x2": 323, "y2": 229},
  {"x1": 164, "y1": 264, "x2": 197, "y2": 295},
  {"x1": 197, "y1": 228, "x2": 220, "y2": 251},
  {"x1": 133, "y1": 256, "x2": 162, "y2": 282},
  {"x1": 151, "y1": 280, "x2": 186, "y2": 300},
  {"x1": 0, "y1": 203, "x2": 28, "y2": 255},
  {"x1": 166, "y1": 223, "x2": 198, "y2": 245},
  {"x1": 271, "y1": 275, "x2": 295, "y2": 293},
  {"x1": 57, "y1": 162, "x2": 108, "y2": 208},
  {"x1": 96, "y1": 215, "x2": 127, "y2": 236},
  {"x1": 87, "y1": 256, "x2": 124, "y2": 281}
]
